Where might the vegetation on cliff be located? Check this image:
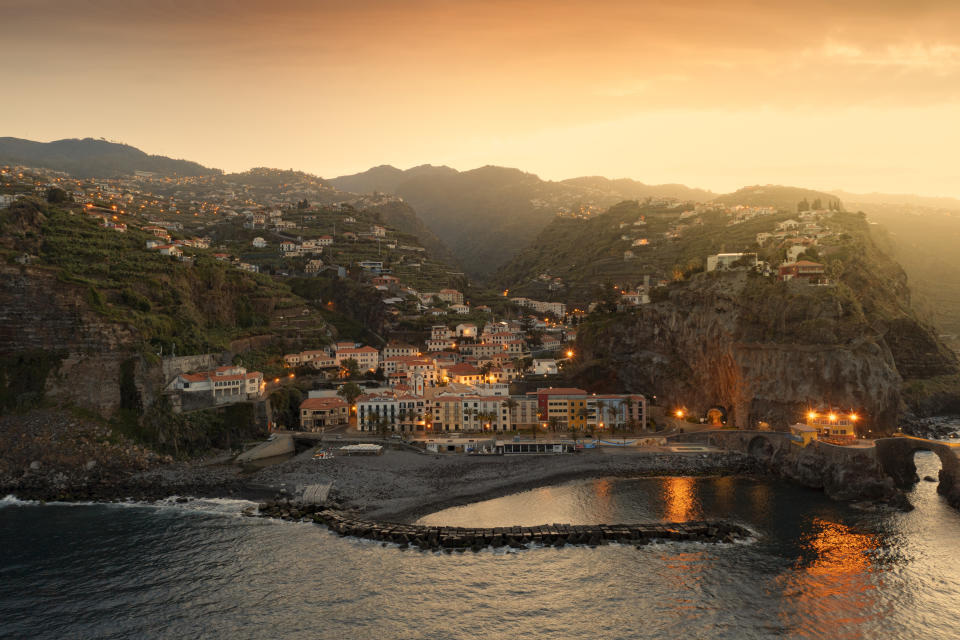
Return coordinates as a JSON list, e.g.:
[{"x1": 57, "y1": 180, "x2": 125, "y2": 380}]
[
  {"x1": 571, "y1": 209, "x2": 958, "y2": 431},
  {"x1": 1, "y1": 200, "x2": 294, "y2": 356}
]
